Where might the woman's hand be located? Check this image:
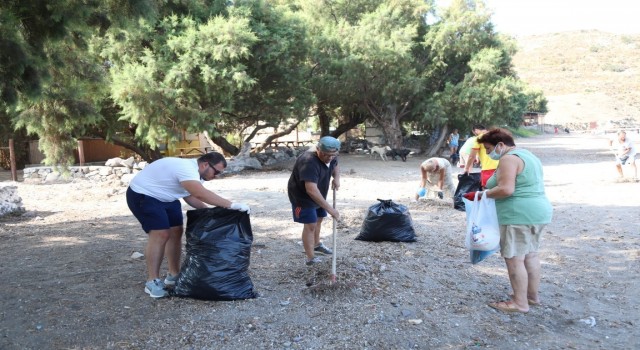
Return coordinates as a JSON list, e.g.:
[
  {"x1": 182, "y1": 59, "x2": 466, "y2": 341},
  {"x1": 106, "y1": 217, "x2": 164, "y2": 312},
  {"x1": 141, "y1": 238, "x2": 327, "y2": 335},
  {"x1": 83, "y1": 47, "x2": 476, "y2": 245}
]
[{"x1": 463, "y1": 191, "x2": 482, "y2": 201}]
